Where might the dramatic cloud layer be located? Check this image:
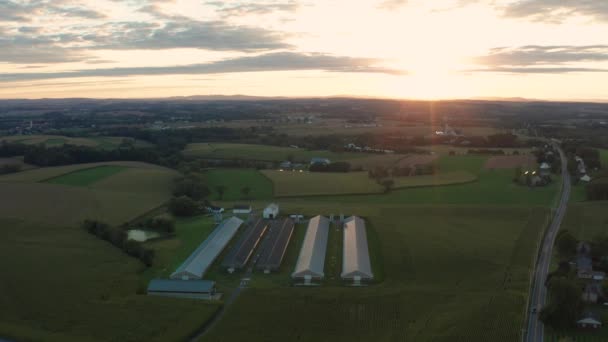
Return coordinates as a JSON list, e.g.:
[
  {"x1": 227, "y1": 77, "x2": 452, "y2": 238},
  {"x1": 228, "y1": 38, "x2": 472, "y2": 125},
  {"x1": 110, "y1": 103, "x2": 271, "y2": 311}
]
[{"x1": 1, "y1": 52, "x2": 405, "y2": 81}]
